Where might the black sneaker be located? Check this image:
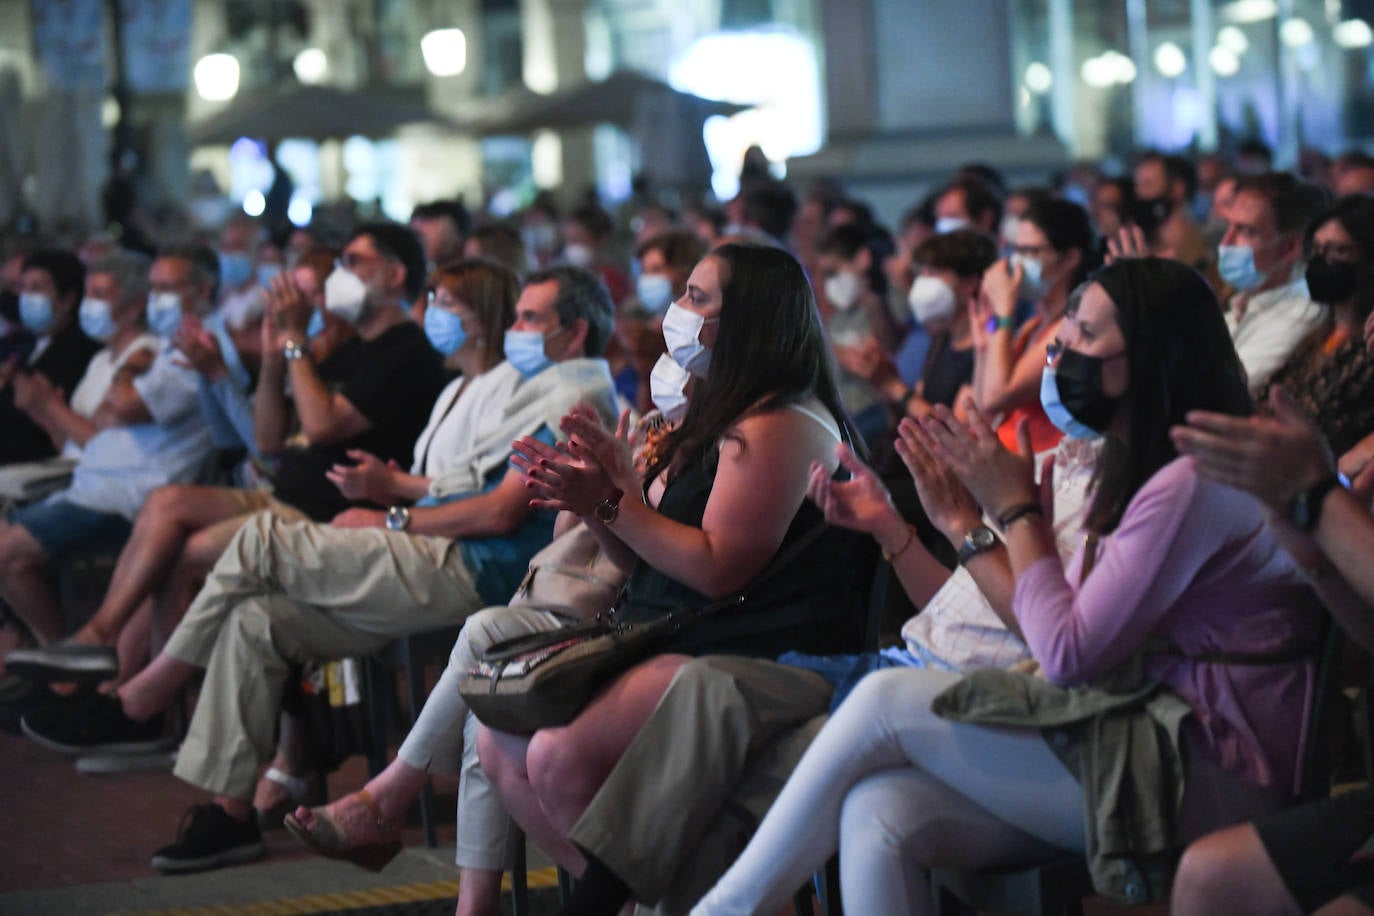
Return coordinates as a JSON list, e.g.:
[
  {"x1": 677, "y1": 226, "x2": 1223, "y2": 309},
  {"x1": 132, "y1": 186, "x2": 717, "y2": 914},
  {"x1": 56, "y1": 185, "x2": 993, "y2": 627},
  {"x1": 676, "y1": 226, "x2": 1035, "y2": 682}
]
[
  {"x1": 6, "y1": 643, "x2": 118, "y2": 684},
  {"x1": 0, "y1": 677, "x2": 59, "y2": 735},
  {"x1": 20, "y1": 690, "x2": 167, "y2": 754},
  {"x1": 151, "y1": 804, "x2": 265, "y2": 874}
]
